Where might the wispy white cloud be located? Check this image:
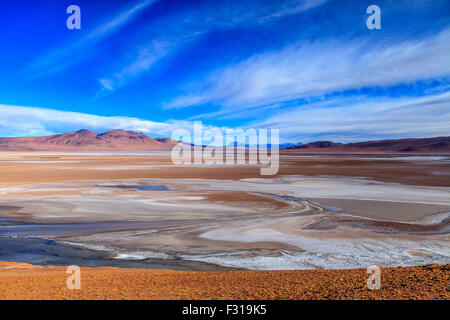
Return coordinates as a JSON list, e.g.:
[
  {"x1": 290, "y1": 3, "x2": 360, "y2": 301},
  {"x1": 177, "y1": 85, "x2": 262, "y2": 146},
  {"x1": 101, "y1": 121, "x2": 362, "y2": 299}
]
[
  {"x1": 1, "y1": 90, "x2": 449, "y2": 143},
  {"x1": 0, "y1": 104, "x2": 231, "y2": 141},
  {"x1": 23, "y1": 0, "x2": 158, "y2": 78},
  {"x1": 265, "y1": 0, "x2": 328, "y2": 19},
  {"x1": 252, "y1": 91, "x2": 450, "y2": 143},
  {"x1": 98, "y1": 40, "x2": 174, "y2": 93},
  {"x1": 201, "y1": 0, "x2": 327, "y2": 27},
  {"x1": 165, "y1": 27, "x2": 450, "y2": 112},
  {"x1": 84, "y1": 0, "x2": 158, "y2": 41},
  {"x1": 95, "y1": 0, "x2": 328, "y2": 95},
  {"x1": 0, "y1": 104, "x2": 173, "y2": 137}
]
